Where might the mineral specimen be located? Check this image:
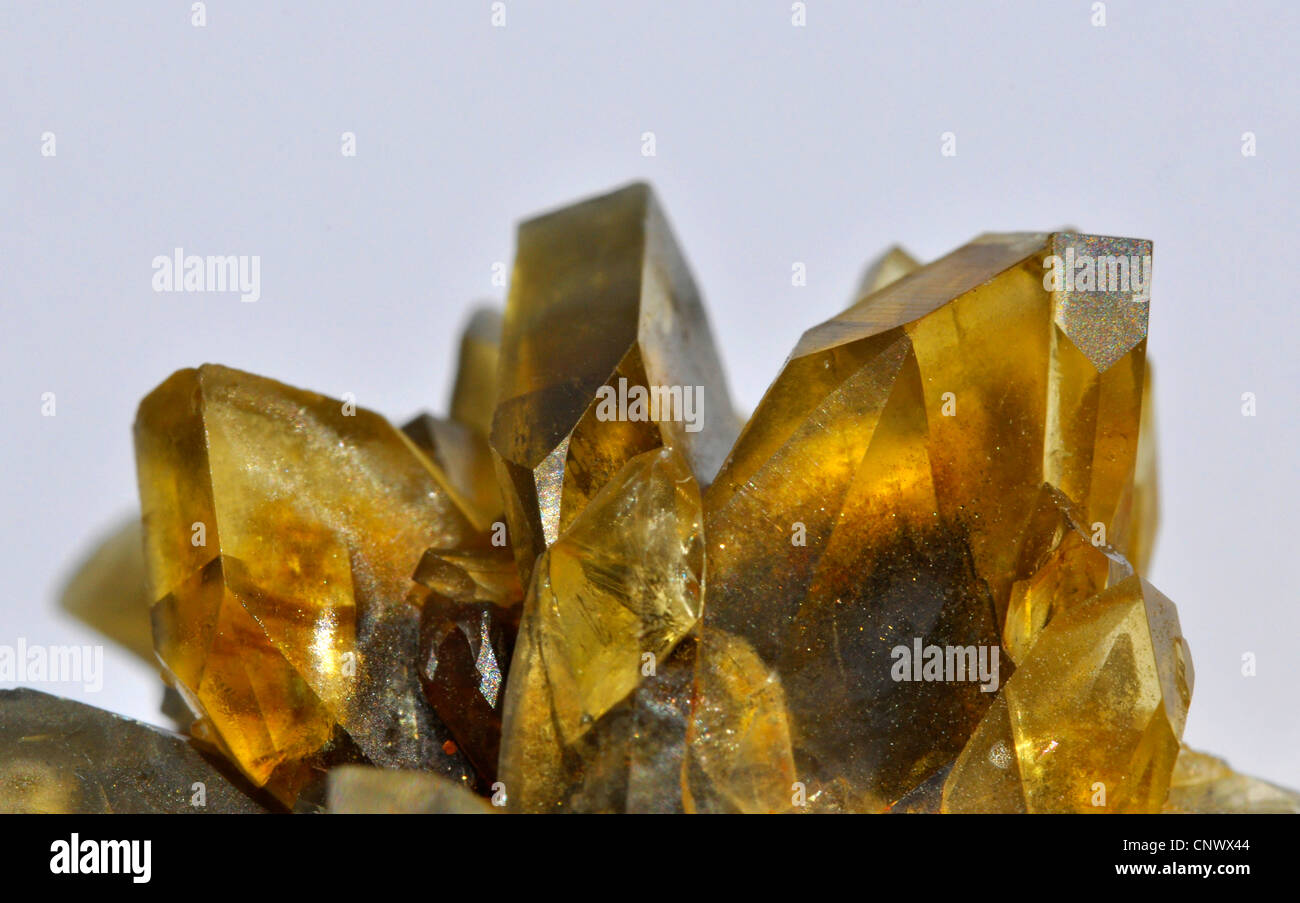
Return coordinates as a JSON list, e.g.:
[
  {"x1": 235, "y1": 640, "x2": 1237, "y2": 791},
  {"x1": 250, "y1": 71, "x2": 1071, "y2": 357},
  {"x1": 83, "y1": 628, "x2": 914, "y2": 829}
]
[
  {"x1": 0, "y1": 689, "x2": 269, "y2": 813},
  {"x1": 135, "y1": 364, "x2": 480, "y2": 803},
  {"x1": 490, "y1": 182, "x2": 740, "y2": 583},
  {"x1": 943, "y1": 575, "x2": 1192, "y2": 813},
  {"x1": 12, "y1": 184, "x2": 1281, "y2": 816},
  {"x1": 701, "y1": 232, "x2": 1155, "y2": 810},
  {"x1": 497, "y1": 446, "x2": 703, "y2": 811}
]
